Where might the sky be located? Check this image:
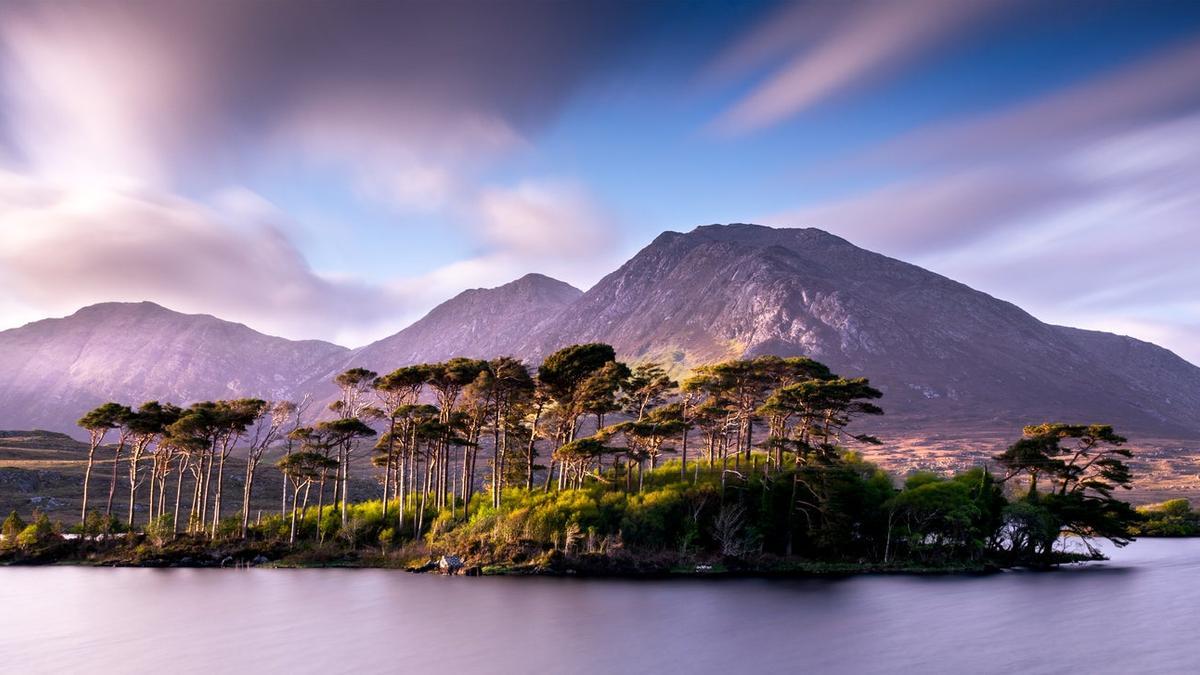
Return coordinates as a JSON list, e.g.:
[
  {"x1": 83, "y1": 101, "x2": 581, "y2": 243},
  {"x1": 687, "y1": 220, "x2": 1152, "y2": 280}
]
[{"x1": 1, "y1": 0, "x2": 1198, "y2": 364}]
